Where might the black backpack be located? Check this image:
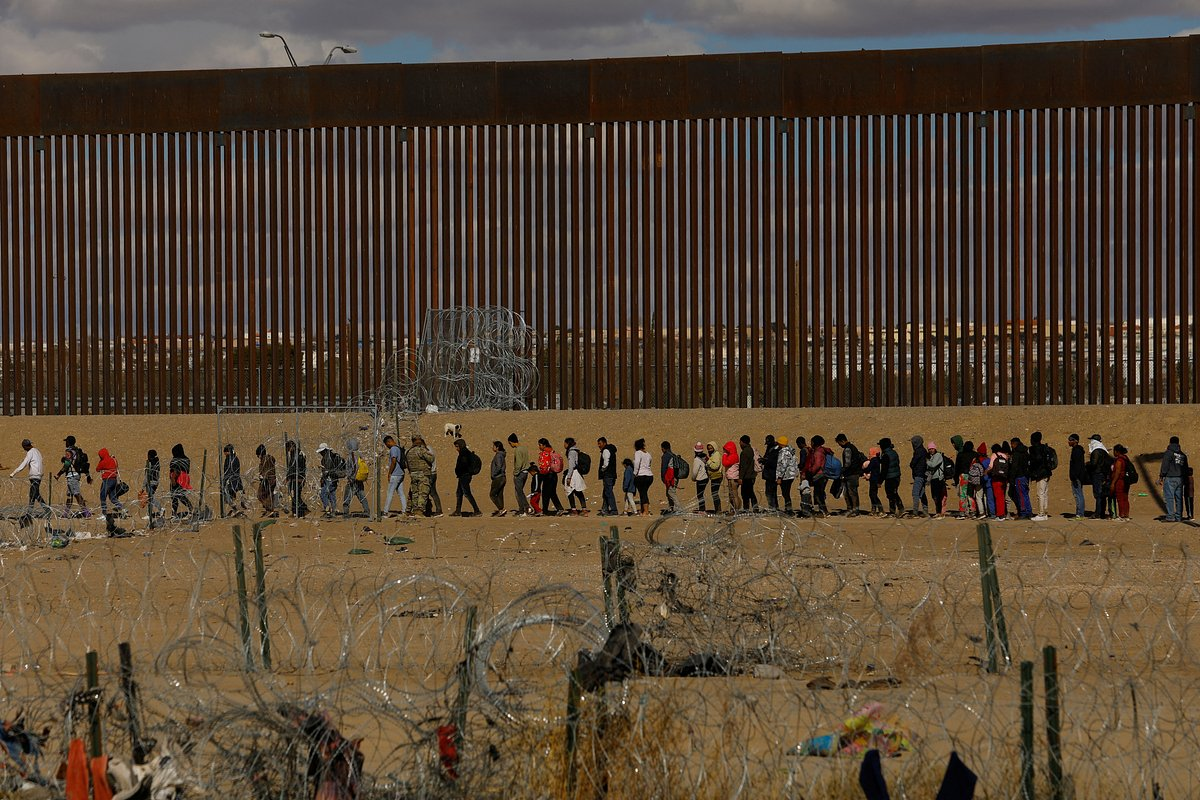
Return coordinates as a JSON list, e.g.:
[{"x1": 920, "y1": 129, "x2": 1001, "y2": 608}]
[
  {"x1": 1124, "y1": 461, "x2": 1139, "y2": 485},
  {"x1": 469, "y1": 451, "x2": 482, "y2": 476},
  {"x1": 73, "y1": 447, "x2": 91, "y2": 475},
  {"x1": 1046, "y1": 446, "x2": 1059, "y2": 472},
  {"x1": 672, "y1": 453, "x2": 691, "y2": 480},
  {"x1": 990, "y1": 455, "x2": 1010, "y2": 481},
  {"x1": 575, "y1": 450, "x2": 592, "y2": 476},
  {"x1": 397, "y1": 446, "x2": 409, "y2": 471}
]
